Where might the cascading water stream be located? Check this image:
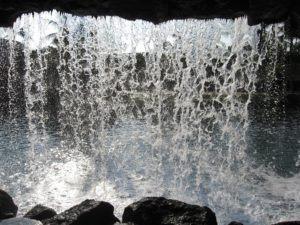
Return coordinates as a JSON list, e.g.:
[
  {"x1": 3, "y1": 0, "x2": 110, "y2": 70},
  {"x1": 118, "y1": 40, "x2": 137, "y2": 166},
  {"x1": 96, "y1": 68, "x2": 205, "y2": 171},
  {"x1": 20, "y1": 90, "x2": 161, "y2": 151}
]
[{"x1": 0, "y1": 11, "x2": 299, "y2": 225}]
